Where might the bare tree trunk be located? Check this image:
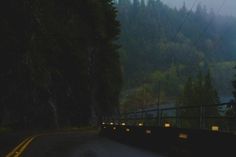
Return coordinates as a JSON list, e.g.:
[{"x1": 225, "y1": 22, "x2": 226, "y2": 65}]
[
  {"x1": 88, "y1": 47, "x2": 99, "y2": 126},
  {"x1": 49, "y1": 98, "x2": 59, "y2": 129}
]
